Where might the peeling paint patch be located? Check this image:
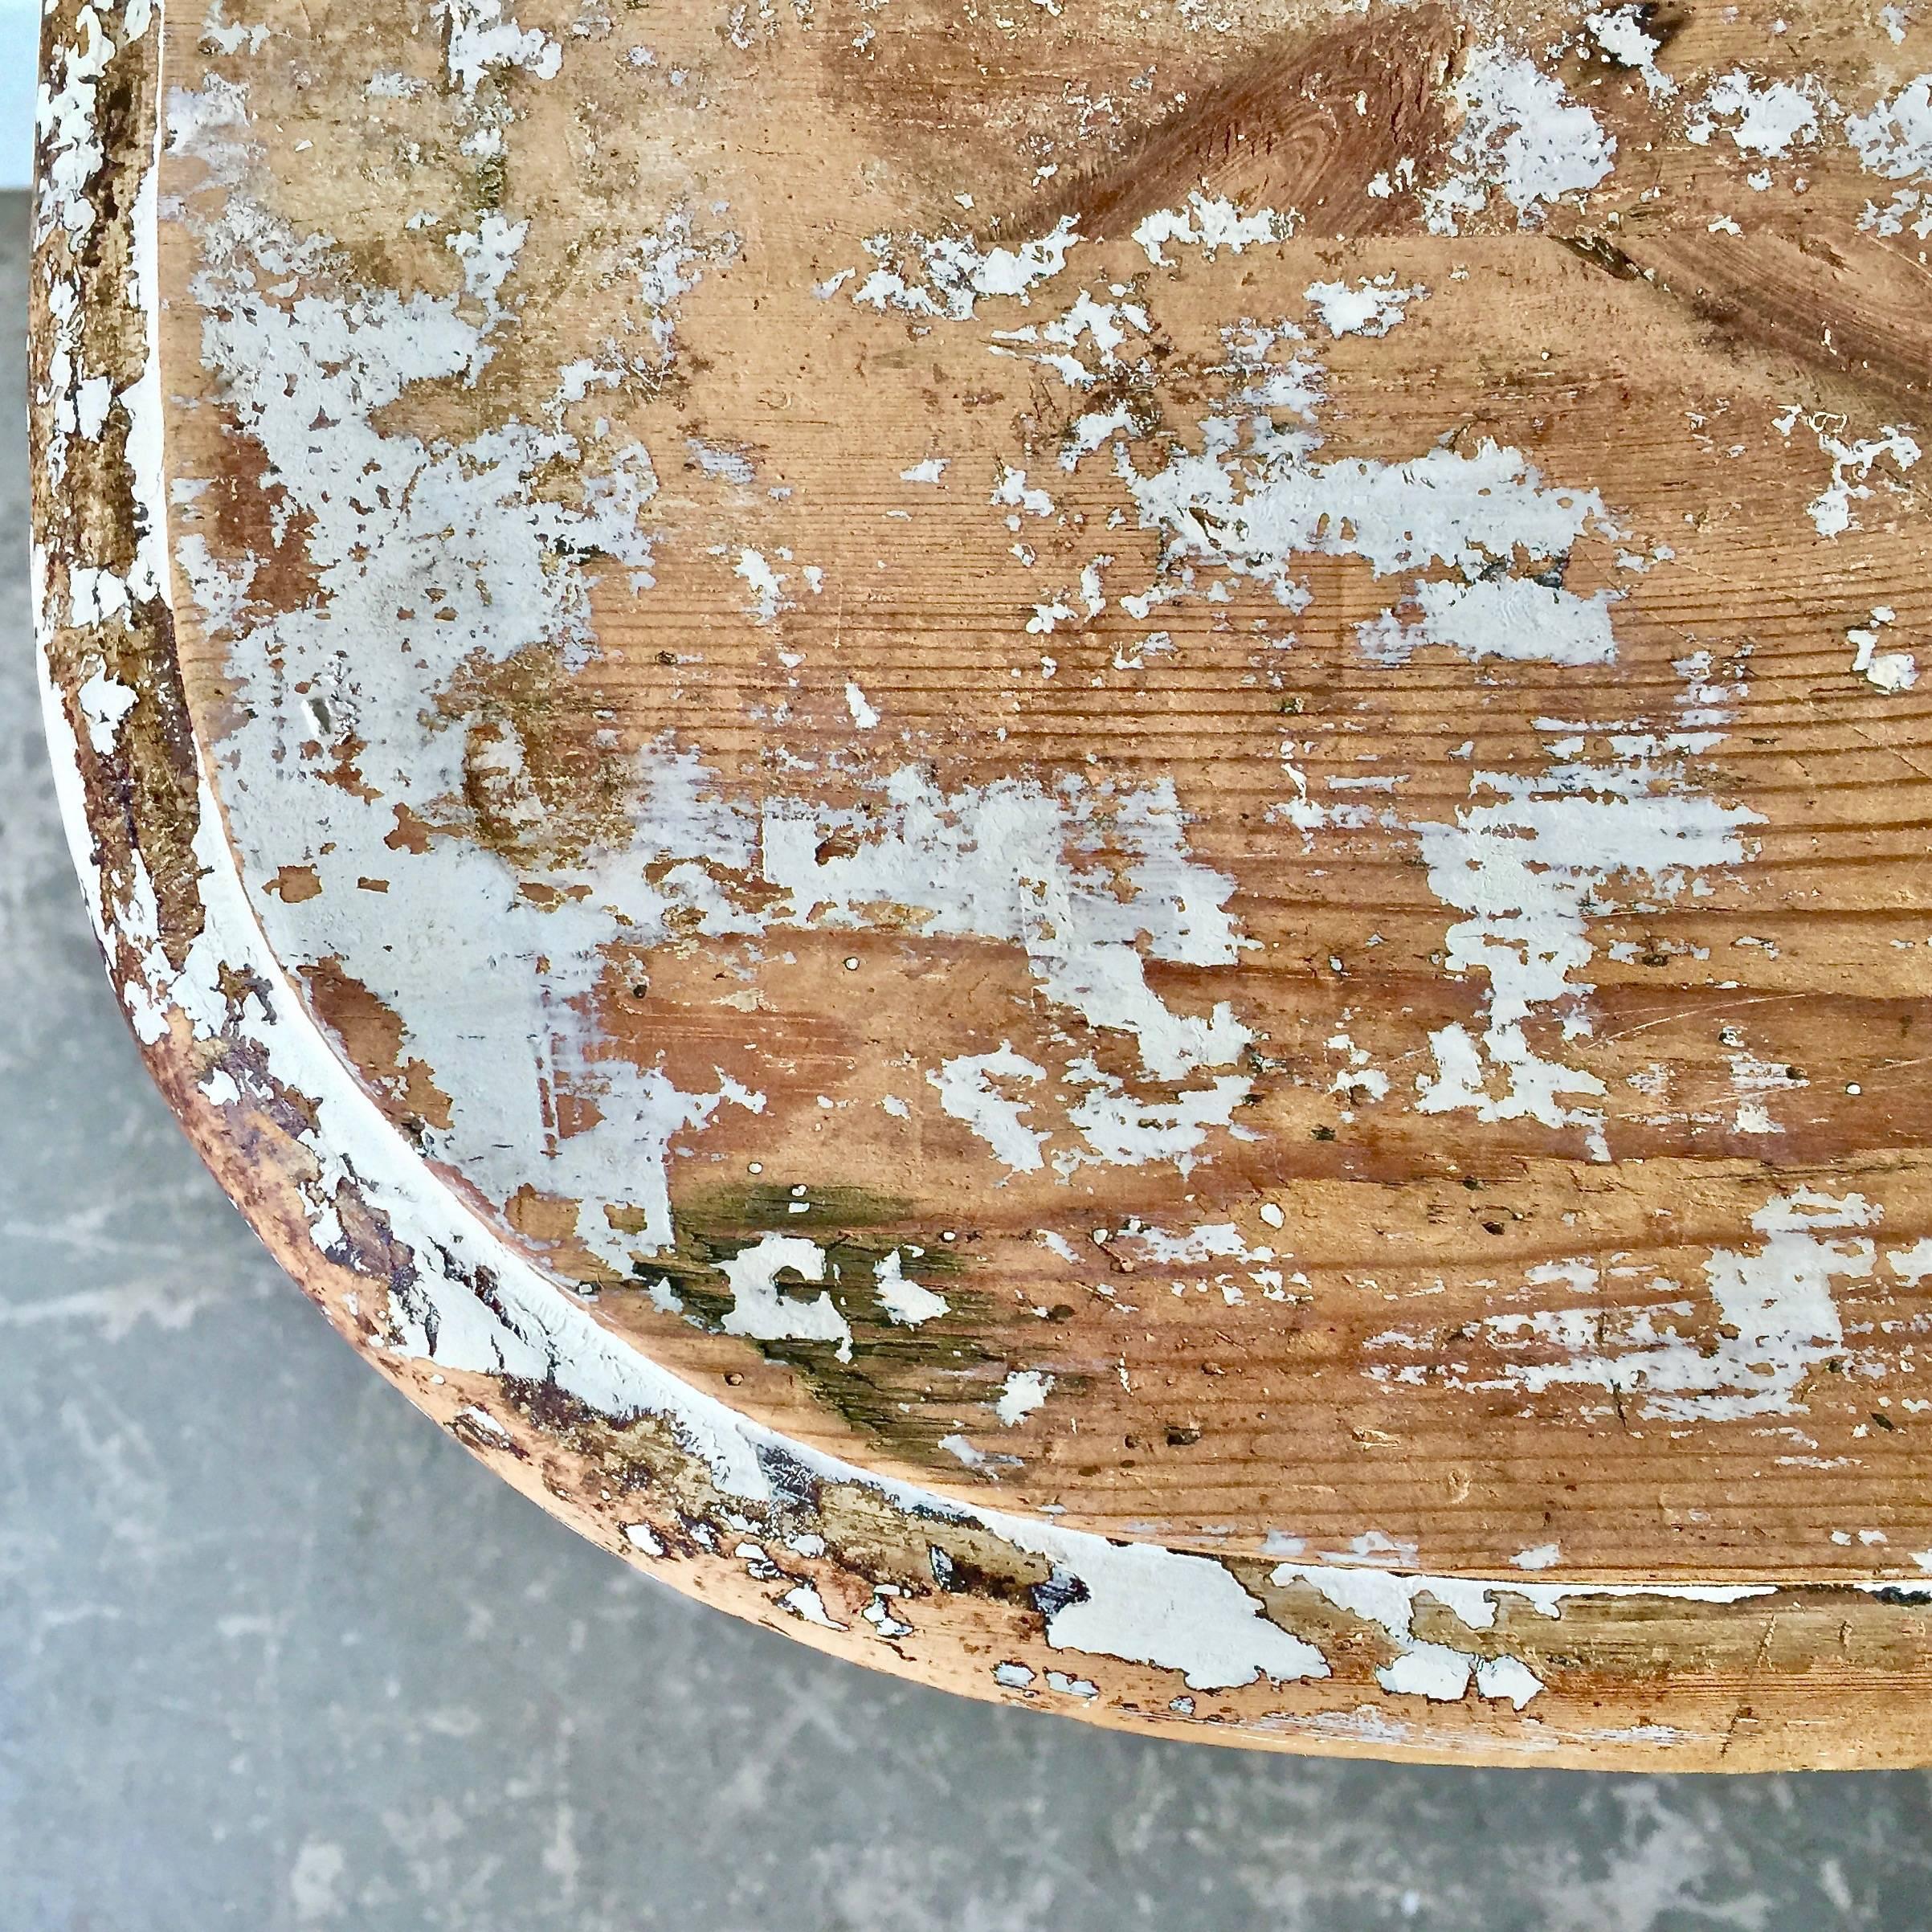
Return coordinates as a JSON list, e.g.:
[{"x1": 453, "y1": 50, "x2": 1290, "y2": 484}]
[
  {"x1": 1425, "y1": 47, "x2": 1615, "y2": 232},
  {"x1": 1019, "y1": 1537, "x2": 1329, "y2": 1691},
  {"x1": 1272, "y1": 1561, "x2": 1542, "y2": 1706},
  {"x1": 1369, "y1": 1191, "x2": 1877, "y2": 1421},
  {"x1": 436, "y1": 0, "x2": 562, "y2": 96},
  {"x1": 1132, "y1": 194, "x2": 1289, "y2": 265},
  {"x1": 1588, "y1": 6, "x2": 1677, "y2": 97},
  {"x1": 929, "y1": 1047, "x2": 1050, "y2": 1174},
  {"x1": 873, "y1": 1250, "x2": 949, "y2": 1326},
  {"x1": 1687, "y1": 71, "x2": 1824, "y2": 159},
  {"x1": 851, "y1": 216, "x2": 1080, "y2": 320},
  {"x1": 995, "y1": 1368, "x2": 1053, "y2": 1426},
  {"x1": 1303, "y1": 275, "x2": 1425, "y2": 339},
  {"x1": 717, "y1": 1234, "x2": 852, "y2": 1361},
  {"x1": 1415, "y1": 755, "x2": 1760, "y2": 1157}
]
